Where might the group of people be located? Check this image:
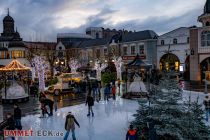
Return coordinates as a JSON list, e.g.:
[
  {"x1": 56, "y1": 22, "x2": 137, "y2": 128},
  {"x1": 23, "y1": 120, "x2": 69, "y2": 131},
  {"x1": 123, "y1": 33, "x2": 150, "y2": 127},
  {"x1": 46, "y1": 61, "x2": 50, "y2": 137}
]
[{"x1": 0, "y1": 104, "x2": 22, "y2": 140}]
